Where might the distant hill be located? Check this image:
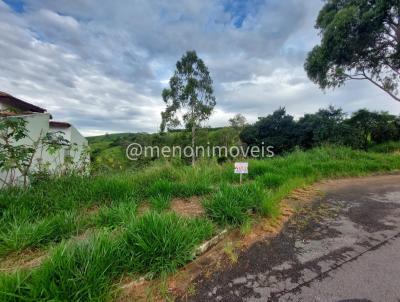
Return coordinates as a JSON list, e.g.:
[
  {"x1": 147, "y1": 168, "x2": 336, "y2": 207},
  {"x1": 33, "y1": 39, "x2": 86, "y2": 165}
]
[{"x1": 87, "y1": 127, "x2": 241, "y2": 172}]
